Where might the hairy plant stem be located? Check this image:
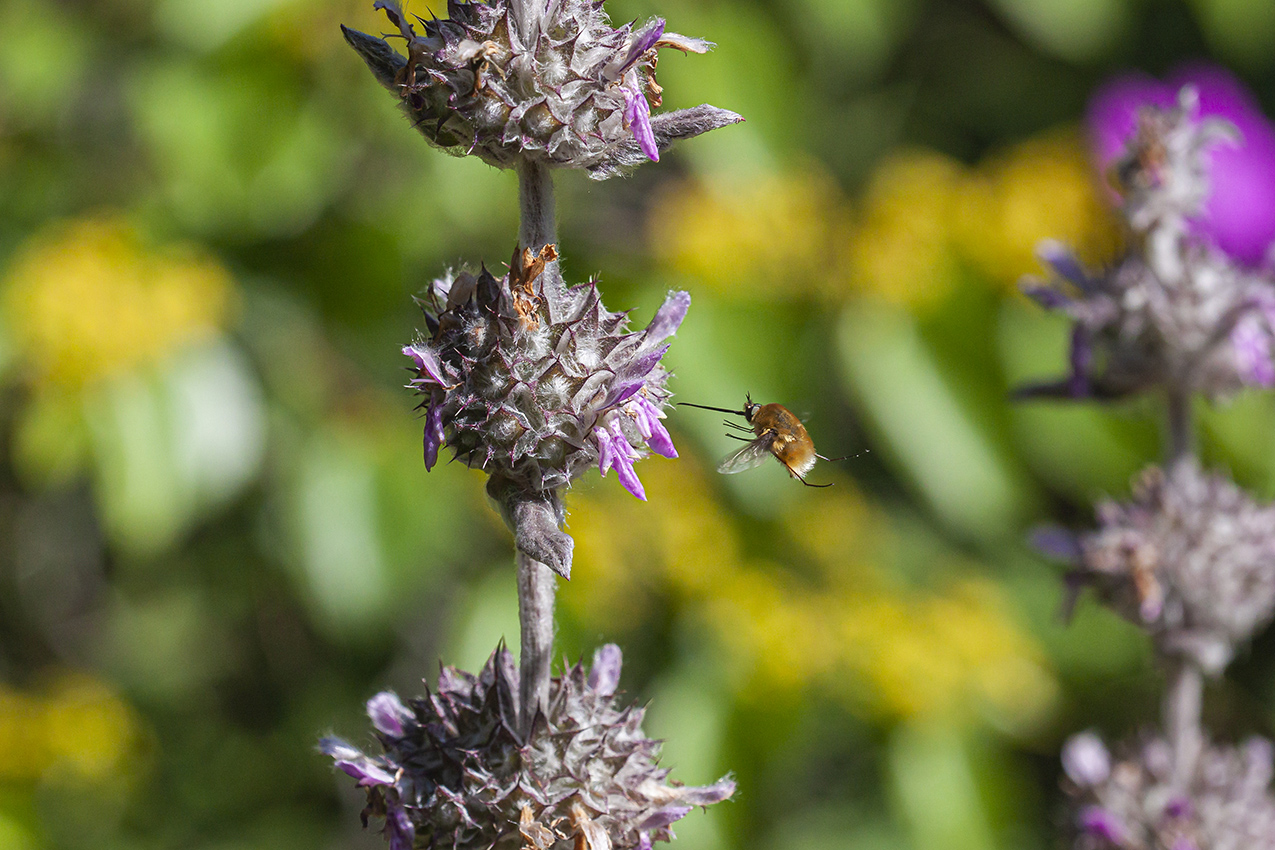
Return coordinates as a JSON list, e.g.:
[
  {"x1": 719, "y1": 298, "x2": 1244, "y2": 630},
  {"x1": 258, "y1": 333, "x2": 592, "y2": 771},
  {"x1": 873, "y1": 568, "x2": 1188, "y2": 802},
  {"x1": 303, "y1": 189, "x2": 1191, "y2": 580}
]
[
  {"x1": 518, "y1": 159, "x2": 557, "y2": 255},
  {"x1": 1163, "y1": 384, "x2": 1202, "y2": 786},
  {"x1": 514, "y1": 157, "x2": 559, "y2": 738},
  {"x1": 1165, "y1": 387, "x2": 1193, "y2": 470},
  {"x1": 516, "y1": 549, "x2": 556, "y2": 736}
]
